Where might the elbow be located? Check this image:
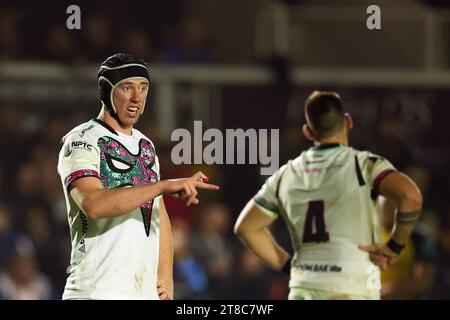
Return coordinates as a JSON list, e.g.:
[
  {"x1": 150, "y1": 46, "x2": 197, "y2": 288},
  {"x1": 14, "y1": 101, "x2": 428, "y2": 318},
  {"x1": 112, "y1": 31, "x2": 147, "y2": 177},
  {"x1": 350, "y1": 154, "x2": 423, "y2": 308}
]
[
  {"x1": 400, "y1": 188, "x2": 423, "y2": 212},
  {"x1": 70, "y1": 183, "x2": 104, "y2": 220},
  {"x1": 413, "y1": 189, "x2": 423, "y2": 210},
  {"x1": 82, "y1": 197, "x2": 101, "y2": 220}
]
